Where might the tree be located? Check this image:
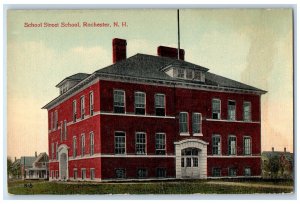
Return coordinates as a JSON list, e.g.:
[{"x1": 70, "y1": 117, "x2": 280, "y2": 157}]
[
  {"x1": 268, "y1": 155, "x2": 280, "y2": 179},
  {"x1": 7, "y1": 157, "x2": 13, "y2": 179}
]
